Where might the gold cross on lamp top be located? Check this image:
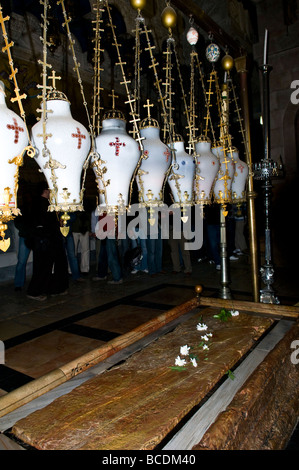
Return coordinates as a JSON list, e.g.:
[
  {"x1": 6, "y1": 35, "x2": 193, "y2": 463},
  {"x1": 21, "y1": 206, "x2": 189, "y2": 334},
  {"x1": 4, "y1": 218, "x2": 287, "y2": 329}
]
[
  {"x1": 48, "y1": 70, "x2": 61, "y2": 90},
  {"x1": 143, "y1": 99, "x2": 154, "y2": 118},
  {"x1": 109, "y1": 90, "x2": 118, "y2": 109}
]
